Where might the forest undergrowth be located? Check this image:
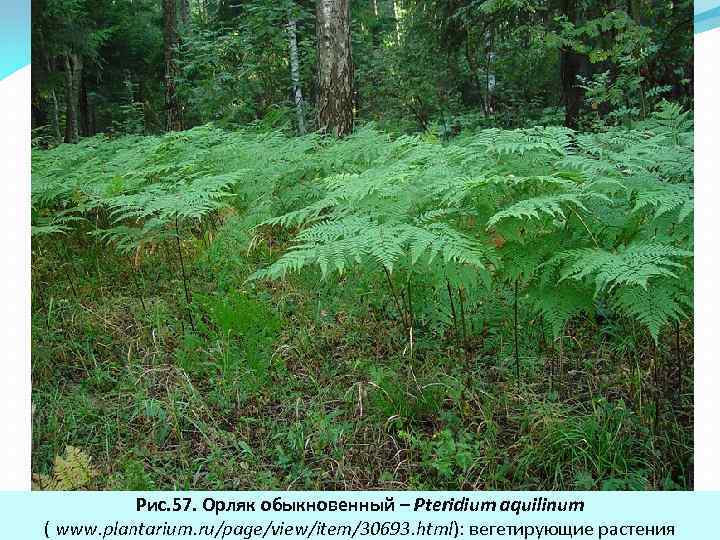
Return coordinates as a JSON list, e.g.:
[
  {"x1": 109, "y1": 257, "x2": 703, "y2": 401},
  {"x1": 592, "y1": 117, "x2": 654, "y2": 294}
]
[{"x1": 31, "y1": 104, "x2": 693, "y2": 490}]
